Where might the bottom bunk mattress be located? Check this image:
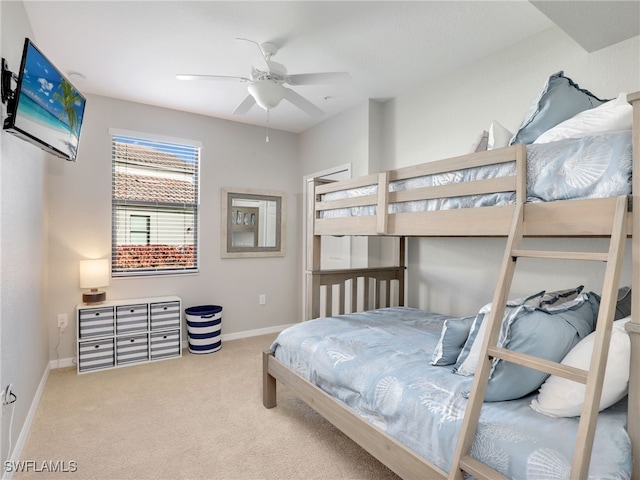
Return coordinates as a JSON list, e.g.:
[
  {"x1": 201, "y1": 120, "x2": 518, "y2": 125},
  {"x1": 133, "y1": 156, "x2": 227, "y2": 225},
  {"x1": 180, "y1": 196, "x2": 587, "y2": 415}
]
[{"x1": 271, "y1": 307, "x2": 631, "y2": 479}]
